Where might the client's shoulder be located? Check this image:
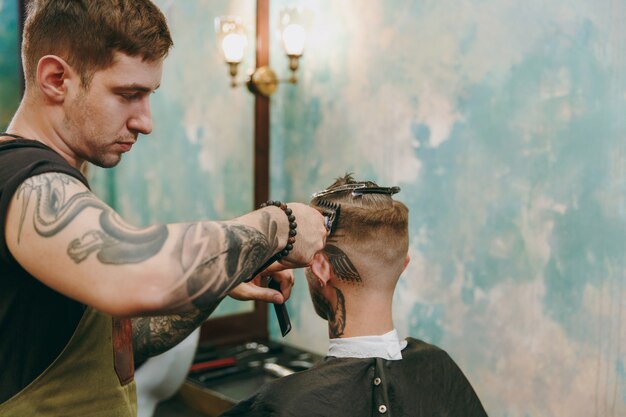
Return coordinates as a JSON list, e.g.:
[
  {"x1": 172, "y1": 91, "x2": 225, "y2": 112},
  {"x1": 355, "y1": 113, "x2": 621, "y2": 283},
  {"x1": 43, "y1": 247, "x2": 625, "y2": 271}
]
[
  {"x1": 402, "y1": 337, "x2": 460, "y2": 362},
  {"x1": 403, "y1": 337, "x2": 446, "y2": 353},
  {"x1": 260, "y1": 355, "x2": 376, "y2": 394},
  {"x1": 224, "y1": 358, "x2": 374, "y2": 416}
]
